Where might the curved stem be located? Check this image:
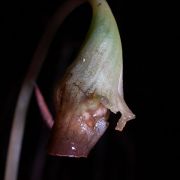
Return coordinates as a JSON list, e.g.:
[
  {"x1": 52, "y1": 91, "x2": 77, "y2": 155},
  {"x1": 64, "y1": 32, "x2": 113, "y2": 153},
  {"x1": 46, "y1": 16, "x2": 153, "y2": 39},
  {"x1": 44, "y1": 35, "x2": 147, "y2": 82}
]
[{"x1": 4, "y1": 1, "x2": 85, "y2": 180}]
